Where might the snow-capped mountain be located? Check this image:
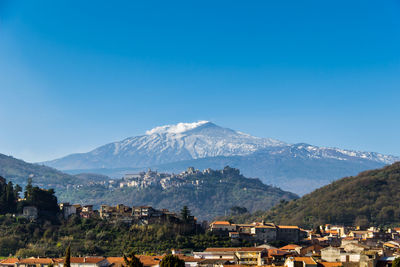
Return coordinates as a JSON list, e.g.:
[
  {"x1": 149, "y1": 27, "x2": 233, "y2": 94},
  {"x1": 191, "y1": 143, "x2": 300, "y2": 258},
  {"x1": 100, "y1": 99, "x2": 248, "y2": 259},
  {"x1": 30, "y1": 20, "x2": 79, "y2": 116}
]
[
  {"x1": 43, "y1": 121, "x2": 399, "y2": 194},
  {"x1": 43, "y1": 121, "x2": 285, "y2": 170}
]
